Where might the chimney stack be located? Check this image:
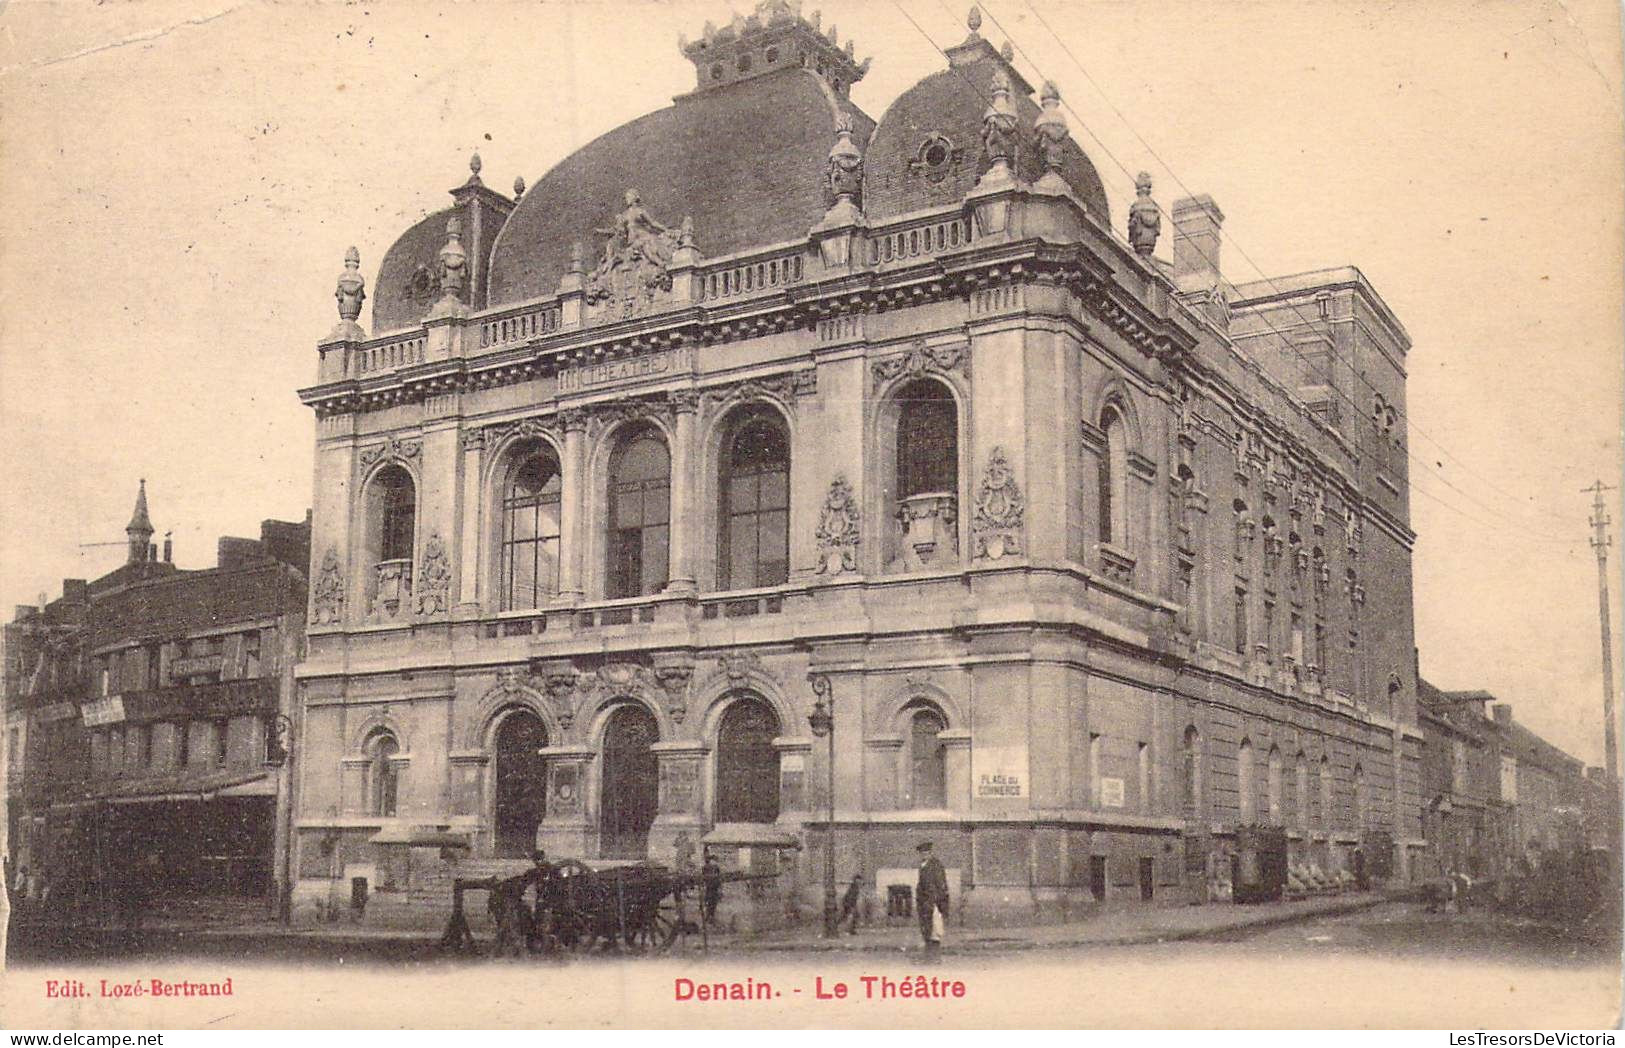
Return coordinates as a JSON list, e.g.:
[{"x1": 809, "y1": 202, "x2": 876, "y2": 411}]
[
  {"x1": 163, "y1": 532, "x2": 173, "y2": 563},
  {"x1": 1492, "y1": 704, "x2": 1513, "y2": 727},
  {"x1": 1171, "y1": 194, "x2": 1225, "y2": 293}
]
